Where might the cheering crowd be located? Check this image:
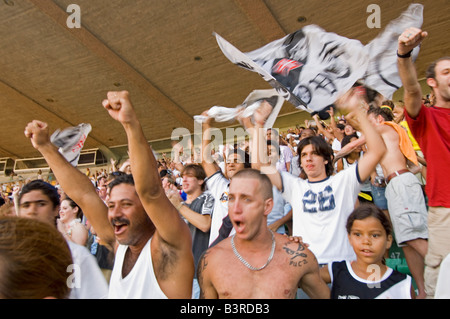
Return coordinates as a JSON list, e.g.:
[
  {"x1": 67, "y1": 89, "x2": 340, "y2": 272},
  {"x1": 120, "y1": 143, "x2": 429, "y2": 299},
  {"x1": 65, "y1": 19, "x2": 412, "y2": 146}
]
[{"x1": 0, "y1": 28, "x2": 448, "y2": 300}]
